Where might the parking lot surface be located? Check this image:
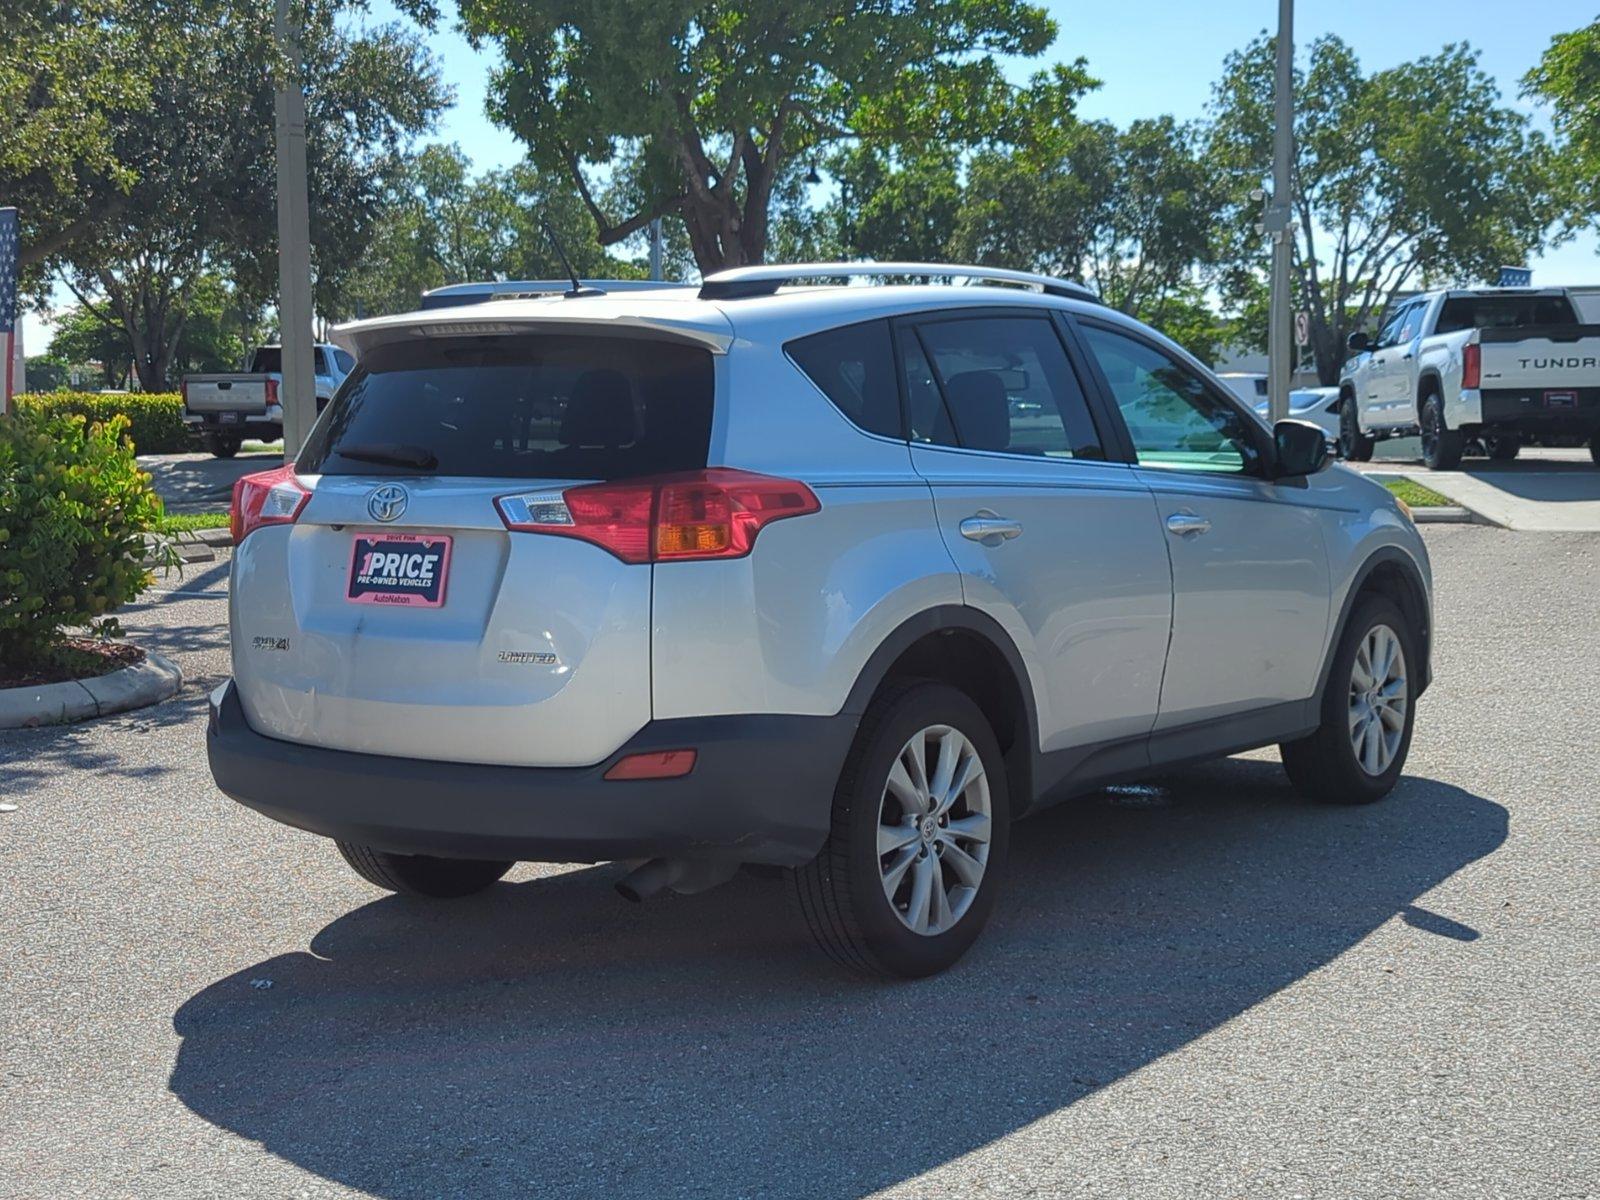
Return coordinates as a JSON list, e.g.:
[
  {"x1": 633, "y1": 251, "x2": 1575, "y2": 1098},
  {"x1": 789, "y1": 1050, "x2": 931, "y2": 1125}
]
[
  {"x1": 1356, "y1": 443, "x2": 1600, "y2": 531},
  {"x1": 2, "y1": 526, "x2": 1596, "y2": 1199}
]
